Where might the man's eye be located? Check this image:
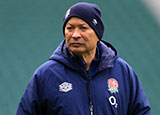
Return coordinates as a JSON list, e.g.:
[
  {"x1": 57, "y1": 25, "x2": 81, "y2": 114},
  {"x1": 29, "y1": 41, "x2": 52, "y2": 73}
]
[
  {"x1": 81, "y1": 27, "x2": 87, "y2": 30},
  {"x1": 67, "y1": 27, "x2": 73, "y2": 30}
]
